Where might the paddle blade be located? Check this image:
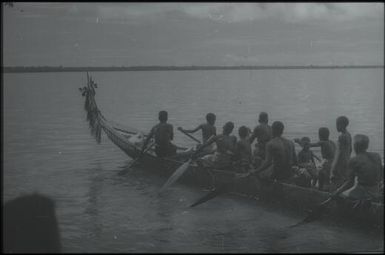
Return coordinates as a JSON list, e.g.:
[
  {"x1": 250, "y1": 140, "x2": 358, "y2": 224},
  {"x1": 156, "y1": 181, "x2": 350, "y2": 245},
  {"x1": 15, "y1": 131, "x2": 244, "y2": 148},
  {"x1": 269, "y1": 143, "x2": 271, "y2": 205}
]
[
  {"x1": 190, "y1": 183, "x2": 231, "y2": 208},
  {"x1": 160, "y1": 159, "x2": 192, "y2": 193},
  {"x1": 288, "y1": 197, "x2": 333, "y2": 228},
  {"x1": 289, "y1": 208, "x2": 324, "y2": 228}
]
